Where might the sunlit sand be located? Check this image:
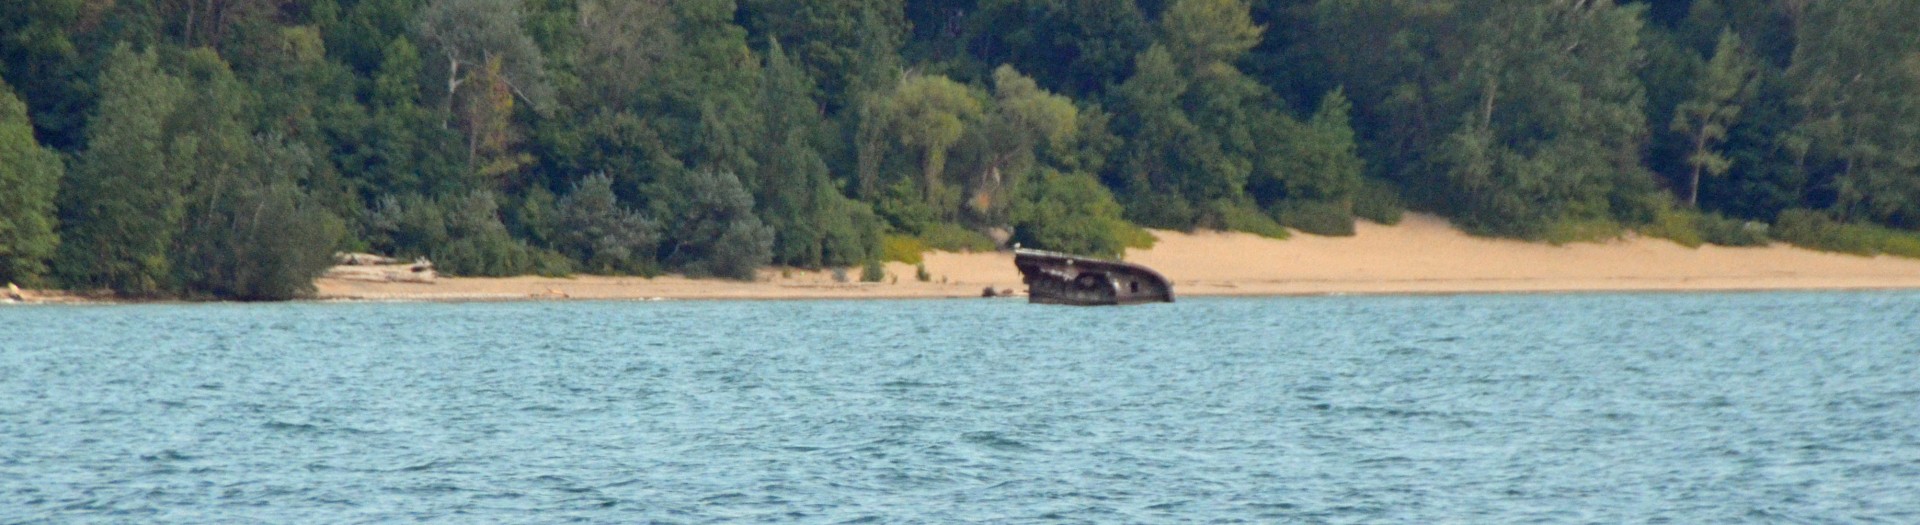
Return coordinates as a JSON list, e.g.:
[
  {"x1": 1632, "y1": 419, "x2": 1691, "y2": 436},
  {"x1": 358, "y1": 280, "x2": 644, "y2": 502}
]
[{"x1": 314, "y1": 214, "x2": 1920, "y2": 301}]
